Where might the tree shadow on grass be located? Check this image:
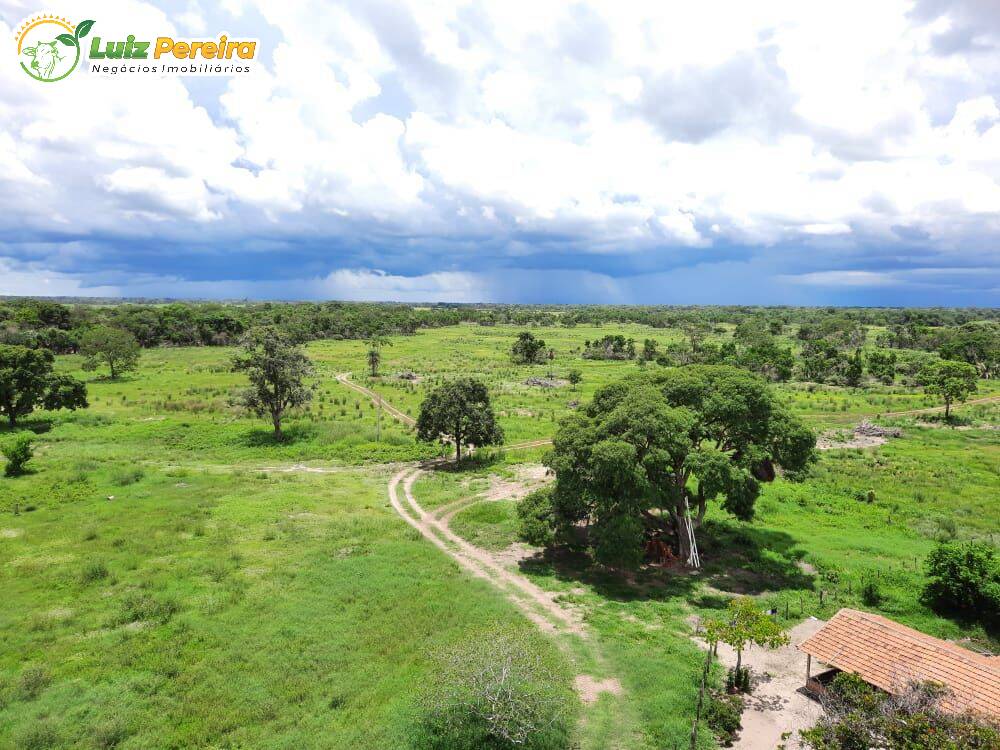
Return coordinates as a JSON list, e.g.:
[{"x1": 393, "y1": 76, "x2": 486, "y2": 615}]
[
  {"x1": 425, "y1": 448, "x2": 506, "y2": 473},
  {"x1": 515, "y1": 519, "x2": 815, "y2": 604},
  {"x1": 0, "y1": 419, "x2": 53, "y2": 435},
  {"x1": 517, "y1": 545, "x2": 703, "y2": 603},
  {"x1": 696, "y1": 520, "x2": 815, "y2": 595},
  {"x1": 241, "y1": 424, "x2": 317, "y2": 447}
]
